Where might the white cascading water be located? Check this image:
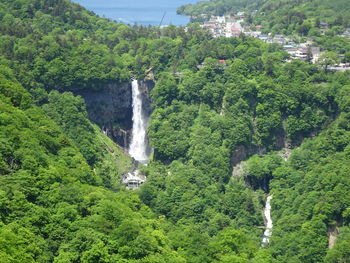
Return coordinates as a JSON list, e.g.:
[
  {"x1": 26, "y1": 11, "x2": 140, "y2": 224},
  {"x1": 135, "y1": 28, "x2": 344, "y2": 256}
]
[
  {"x1": 262, "y1": 195, "x2": 273, "y2": 246},
  {"x1": 128, "y1": 79, "x2": 150, "y2": 164}
]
